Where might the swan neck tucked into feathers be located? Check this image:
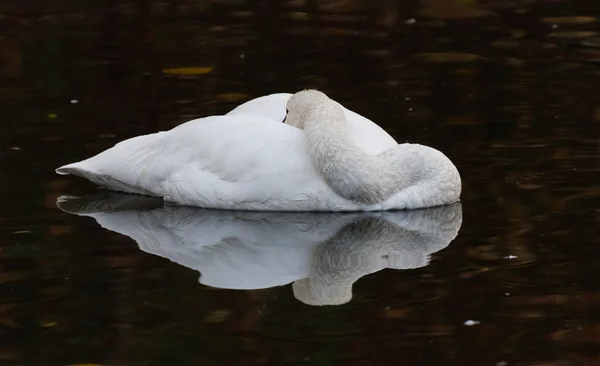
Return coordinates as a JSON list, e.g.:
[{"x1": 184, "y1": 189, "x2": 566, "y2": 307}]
[{"x1": 302, "y1": 106, "x2": 410, "y2": 205}]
